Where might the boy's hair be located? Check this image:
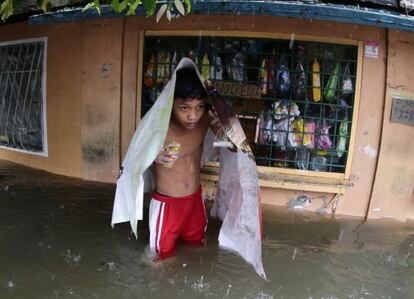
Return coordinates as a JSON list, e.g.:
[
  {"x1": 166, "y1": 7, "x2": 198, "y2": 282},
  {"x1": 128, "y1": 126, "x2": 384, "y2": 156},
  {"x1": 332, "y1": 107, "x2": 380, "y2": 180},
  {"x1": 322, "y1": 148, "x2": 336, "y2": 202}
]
[{"x1": 174, "y1": 67, "x2": 208, "y2": 101}]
